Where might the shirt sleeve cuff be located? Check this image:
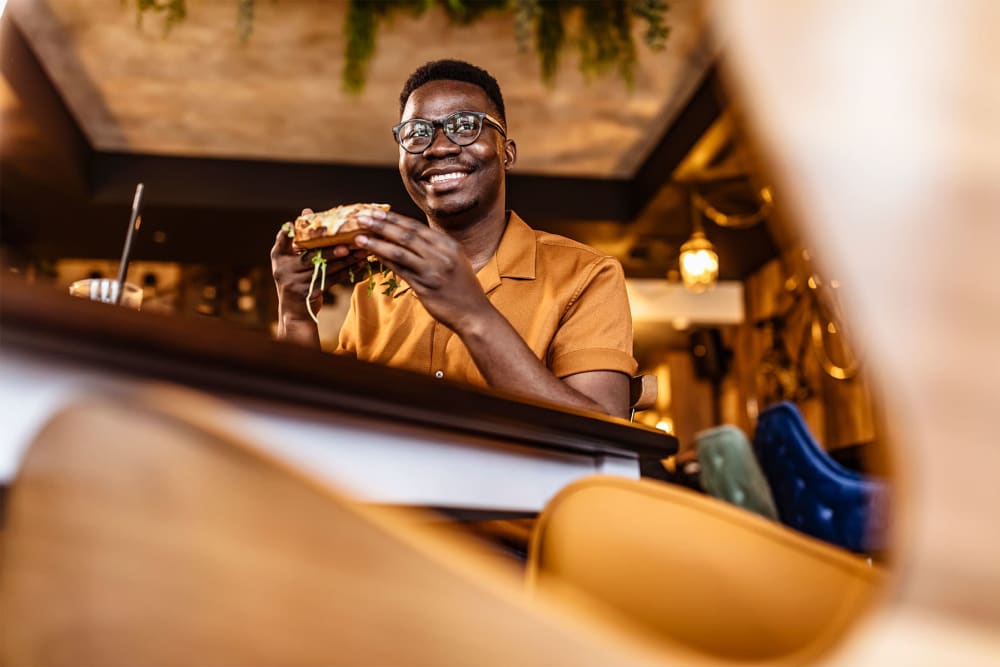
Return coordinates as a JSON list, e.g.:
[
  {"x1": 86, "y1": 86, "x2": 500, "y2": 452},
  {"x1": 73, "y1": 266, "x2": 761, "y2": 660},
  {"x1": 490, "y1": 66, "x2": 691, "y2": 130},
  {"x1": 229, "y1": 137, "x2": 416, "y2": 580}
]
[{"x1": 550, "y1": 348, "x2": 638, "y2": 379}]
